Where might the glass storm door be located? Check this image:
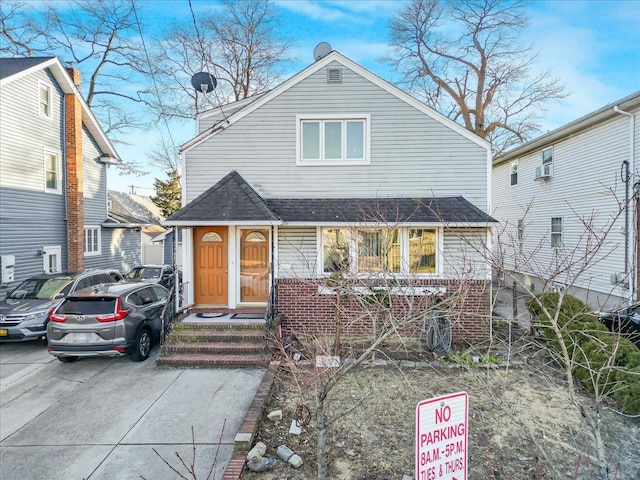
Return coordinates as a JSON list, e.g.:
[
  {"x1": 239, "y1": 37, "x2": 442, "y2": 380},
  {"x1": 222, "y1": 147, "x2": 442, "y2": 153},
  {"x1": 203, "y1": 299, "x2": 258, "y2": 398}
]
[{"x1": 239, "y1": 229, "x2": 269, "y2": 303}]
